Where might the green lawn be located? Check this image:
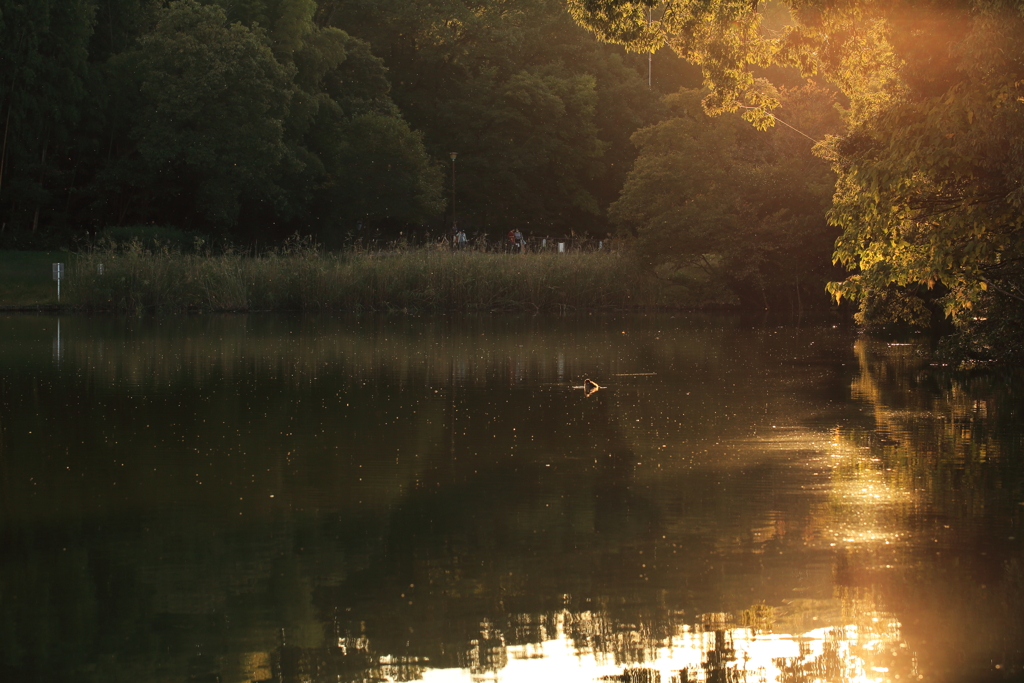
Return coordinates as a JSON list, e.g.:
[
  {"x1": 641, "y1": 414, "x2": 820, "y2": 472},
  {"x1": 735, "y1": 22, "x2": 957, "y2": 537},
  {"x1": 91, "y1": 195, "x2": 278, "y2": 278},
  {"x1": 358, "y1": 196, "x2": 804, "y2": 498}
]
[{"x1": 0, "y1": 250, "x2": 71, "y2": 306}]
